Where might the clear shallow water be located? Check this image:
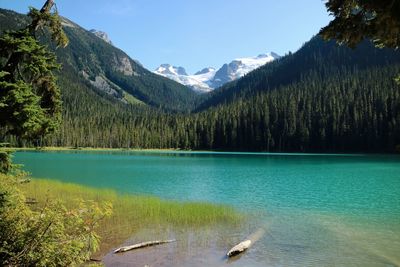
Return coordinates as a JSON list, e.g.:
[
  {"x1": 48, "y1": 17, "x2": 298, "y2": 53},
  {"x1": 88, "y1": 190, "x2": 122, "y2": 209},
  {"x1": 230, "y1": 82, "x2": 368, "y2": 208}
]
[{"x1": 14, "y1": 151, "x2": 400, "y2": 266}]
